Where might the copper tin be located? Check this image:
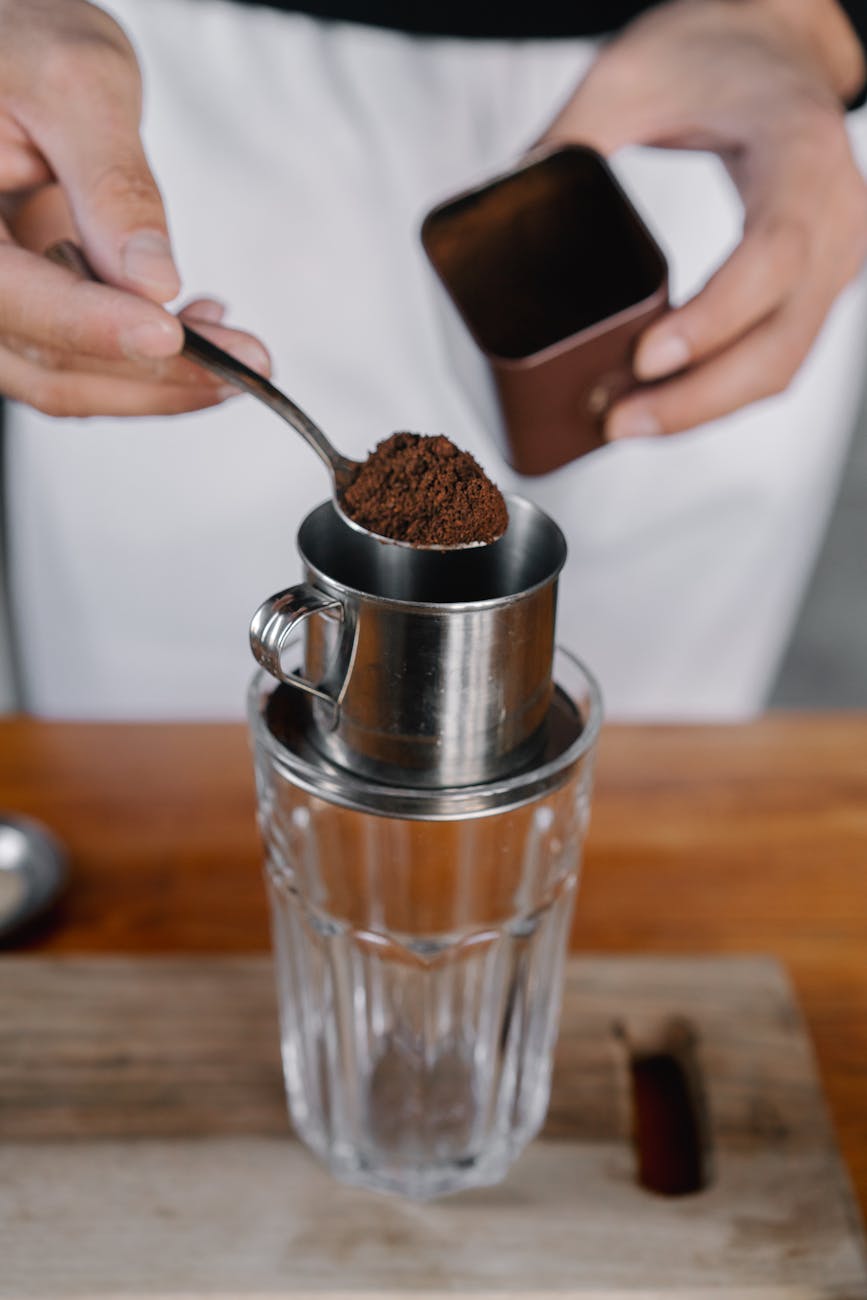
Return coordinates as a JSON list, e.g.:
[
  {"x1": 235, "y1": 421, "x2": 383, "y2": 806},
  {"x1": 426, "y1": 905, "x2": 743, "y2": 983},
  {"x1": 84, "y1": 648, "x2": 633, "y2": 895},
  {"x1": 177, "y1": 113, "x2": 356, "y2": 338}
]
[{"x1": 421, "y1": 145, "x2": 669, "y2": 476}]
